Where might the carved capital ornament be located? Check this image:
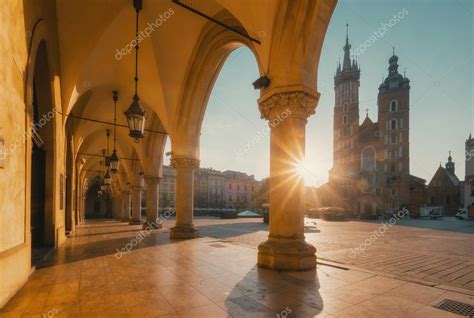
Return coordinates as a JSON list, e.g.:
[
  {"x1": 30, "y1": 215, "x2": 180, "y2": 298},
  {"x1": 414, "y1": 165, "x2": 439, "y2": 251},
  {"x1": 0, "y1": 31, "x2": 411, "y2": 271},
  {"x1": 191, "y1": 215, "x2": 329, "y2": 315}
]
[
  {"x1": 170, "y1": 157, "x2": 200, "y2": 169},
  {"x1": 258, "y1": 90, "x2": 320, "y2": 122}
]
